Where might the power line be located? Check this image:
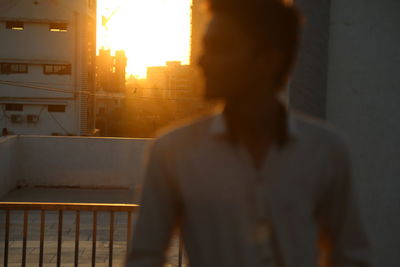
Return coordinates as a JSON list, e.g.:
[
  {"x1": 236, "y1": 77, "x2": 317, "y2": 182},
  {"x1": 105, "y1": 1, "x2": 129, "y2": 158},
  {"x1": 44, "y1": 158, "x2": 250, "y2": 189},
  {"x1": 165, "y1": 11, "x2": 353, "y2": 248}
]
[
  {"x1": 0, "y1": 80, "x2": 77, "y2": 94},
  {"x1": 12, "y1": 80, "x2": 75, "y2": 86},
  {"x1": 127, "y1": 95, "x2": 202, "y2": 101},
  {"x1": 0, "y1": 79, "x2": 204, "y2": 101},
  {"x1": 36, "y1": 105, "x2": 46, "y2": 120},
  {"x1": 0, "y1": 80, "x2": 95, "y2": 96},
  {"x1": 48, "y1": 110, "x2": 70, "y2": 135},
  {"x1": 1, "y1": 79, "x2": 197, "y2": 94}
]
